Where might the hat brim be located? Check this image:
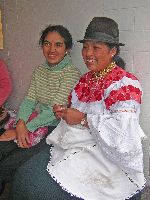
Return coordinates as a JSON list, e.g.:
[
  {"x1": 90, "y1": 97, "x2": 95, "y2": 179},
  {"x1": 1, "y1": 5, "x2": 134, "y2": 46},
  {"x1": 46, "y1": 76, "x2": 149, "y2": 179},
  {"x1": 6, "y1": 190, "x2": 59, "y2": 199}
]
[{"x1": 77, "y1": 39, "x2": 125, "y2": 46}]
